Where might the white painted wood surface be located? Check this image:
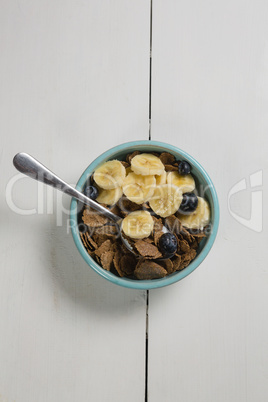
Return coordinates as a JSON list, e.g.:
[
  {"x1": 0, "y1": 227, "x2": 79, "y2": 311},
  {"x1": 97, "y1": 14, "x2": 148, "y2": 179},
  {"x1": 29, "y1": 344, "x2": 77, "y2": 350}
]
[
  {"x1": 149, "y1": 1, "x2": 268, "y2": 401},
  {"x1": 1, "y1": 0, "x2": 268, "y2": 401},
  {"x1": 0, "y1": 1, "x2": 150, "y2": 401}
]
